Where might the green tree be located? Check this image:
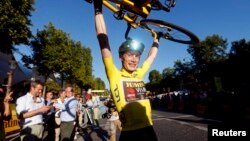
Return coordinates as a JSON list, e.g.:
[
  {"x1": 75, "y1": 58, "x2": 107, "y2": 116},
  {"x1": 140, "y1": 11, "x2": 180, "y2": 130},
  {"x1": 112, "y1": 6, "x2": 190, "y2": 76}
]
[
  {"x1": 188, "y1": 34, "x2": 228, "y2": 66},
  {"x1": 148, "y1": 69, "x2": 162, "y2": 83},
  {"x1": 147, "y1": 69, "x2": 162, "y2": 93},
  {"x1": 0, "y1": 0, "x2": 34, "y2": 54},
  {"x1": 174, "y1": 60, "x2": 197, "y2": 90},
  {"x1": 22, "y1": 22, "x2": 93, "y2": 88},
  {"x1": 92, "y1": 77, "x2": 105, "y2": 90},
  {"x1": 161, "y1": 67, "x2": 177, "y2": 90},
  {"x1": 225, "y1": 39, "x2": 250, "y2": 93},
  {"x1": 187, "y1": 34, "x2": 228, "y2": 85},
  {"x1": 45, "y1": 80, "x2": 61, "y2": 93},
  {"x1": 22, "y1": 22, "x2": 70, "y2": 83},
  {"x1": 162, "y1": 67, "x2": 175, "y2": 80},
  {"x1": 66, "y1": 41, "x2": 93, "y2": 88}
]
